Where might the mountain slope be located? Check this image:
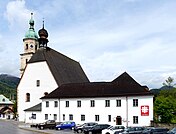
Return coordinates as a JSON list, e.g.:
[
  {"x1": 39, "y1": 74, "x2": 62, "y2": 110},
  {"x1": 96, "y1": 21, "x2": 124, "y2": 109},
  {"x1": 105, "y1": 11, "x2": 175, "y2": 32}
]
[{"x1": 0, "y1": 74, "x2": 20, "y2": 100}]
